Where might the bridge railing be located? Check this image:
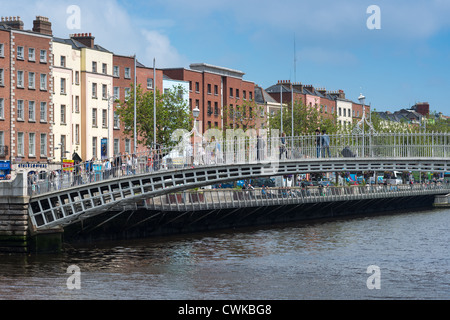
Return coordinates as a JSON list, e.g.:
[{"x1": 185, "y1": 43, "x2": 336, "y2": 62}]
[
  {"x1": 27, "y1": 132, "x2": 450, "y2": 197},
  {"x1": 145, "y1": 182, "x2": 450, "y2": 211}
]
